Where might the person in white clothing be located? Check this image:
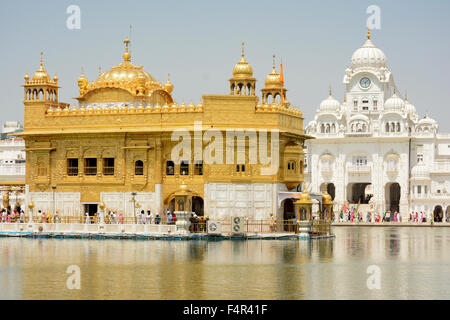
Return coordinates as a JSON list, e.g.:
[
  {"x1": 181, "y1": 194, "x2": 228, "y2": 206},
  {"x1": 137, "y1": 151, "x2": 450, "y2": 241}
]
[
  {"x1": 146, "y1": 210, "x2": 152, "y2": 224},
  {"x1": 85, "y1": 212, "x2": 90, "y2": 224}
]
